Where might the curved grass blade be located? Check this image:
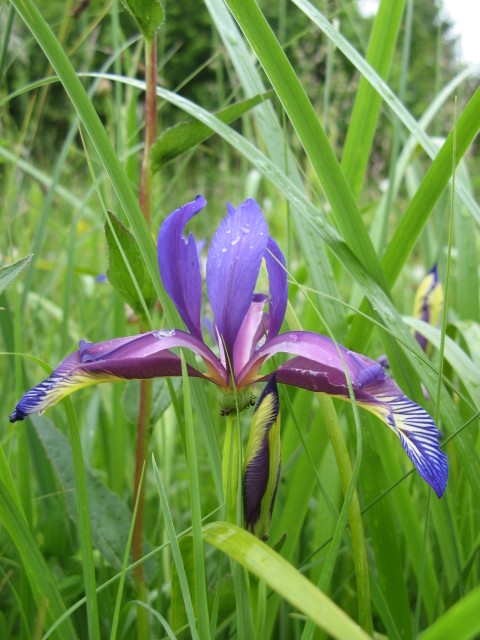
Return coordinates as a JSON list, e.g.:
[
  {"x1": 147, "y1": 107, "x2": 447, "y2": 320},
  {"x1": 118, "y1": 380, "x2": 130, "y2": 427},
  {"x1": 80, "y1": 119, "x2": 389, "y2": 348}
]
[
  {"x1": 0, "y1": 480, "x2": 77, "y2": 640},
  {"x1": 224, "y1": 0, "x2": 387, "y2": 288},
  {"x1": 202, "y1": 521, "x2": 371, "y2": 640}
]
